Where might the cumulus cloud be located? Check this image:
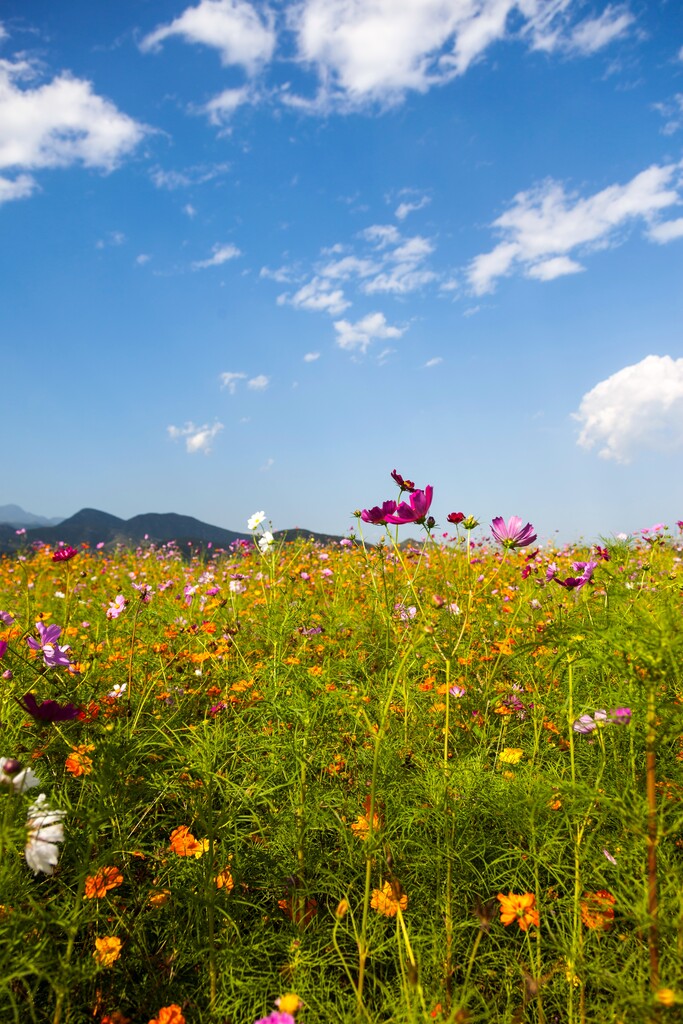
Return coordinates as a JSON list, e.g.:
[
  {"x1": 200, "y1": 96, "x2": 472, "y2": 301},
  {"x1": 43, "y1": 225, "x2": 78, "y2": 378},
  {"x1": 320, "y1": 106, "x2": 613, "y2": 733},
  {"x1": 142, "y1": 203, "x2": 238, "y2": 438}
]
[
  {"x1": 303, "y1": 351, "x2": 320, "y2": 361},
  {"x1": 333, "y1": 311, "x2": 405, "y2": 354},
  {"x1": 167, "y1": 420, "x2": 224, "y2": 454},
  {"x1": 278, "y1": 276, "x2": 350, "y2": 315},
  {"x1": 0, "y1": 57, "x2": 145, "y2": 201},
  {"x1": 648, "y1": 217, "x2": 683, "y2": 244},
  {"x1": 140, "y1": 0, "x2": 276, "y2": 73},
  {"x1": 573, "y1": 355, "x2": 683, "y2": 463},
  {"x1": 468, "y1": 162, "x2": 683, "y2": 294},
  {"x1": 247, "y1": 374, "x2": 269, "y2": 390},
  {"x1": 286, "y1": 0, "x2": 634, "y2": 110},
  {"x1": 220, "y1": 371, "x2": 247, "y2": 393},
  {"x1": 192, "y1": 242, "x2": 242, "y2": 269}
]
